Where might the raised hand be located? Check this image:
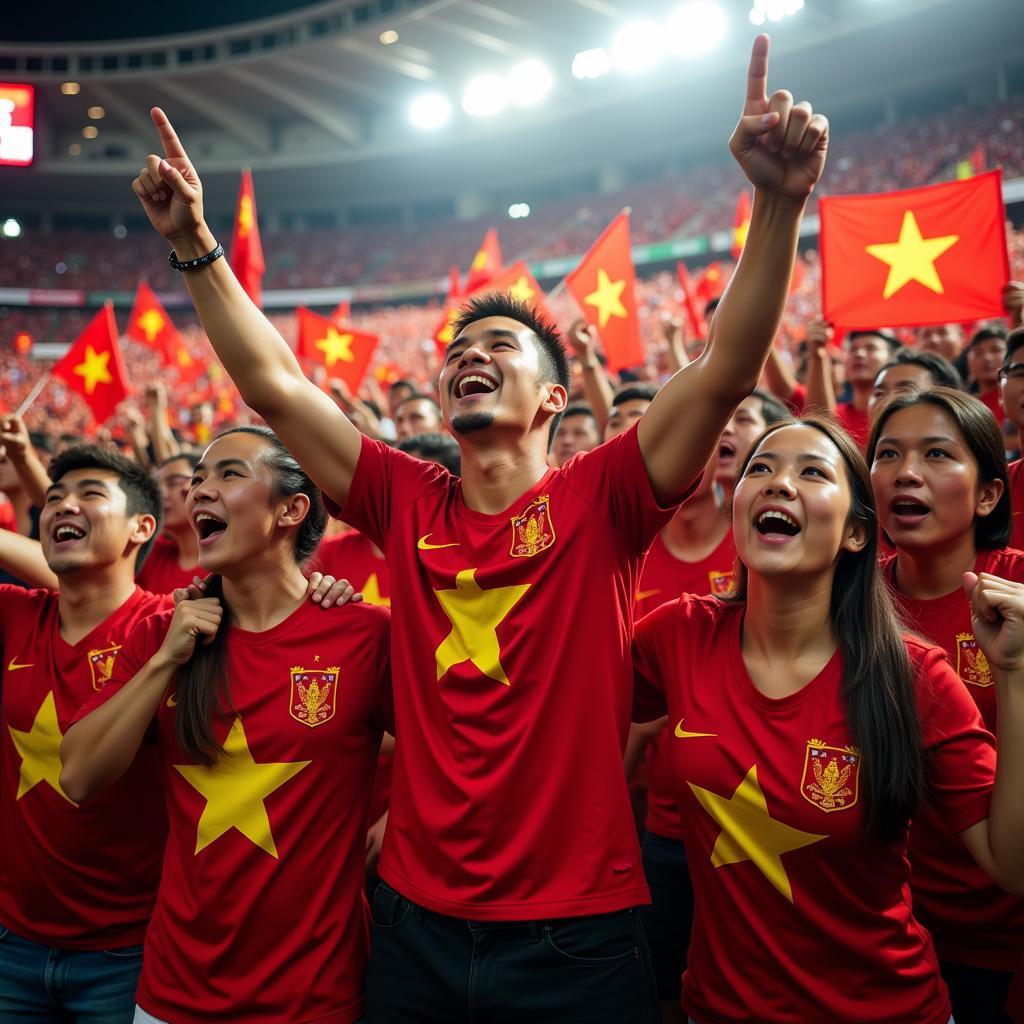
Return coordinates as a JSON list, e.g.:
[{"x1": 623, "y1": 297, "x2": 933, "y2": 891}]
[
  {"x1": 131, "y1": 108, "x2": 207, "y2": 247},
  {"x1": 963, "y1": 571, "x2": 1024, "y2": 676},
  {"x1": 157, "y1": 596, "x2": 223, "y2": 666},
  {"x1": 0, "y1": 415, "x2": 32, "y2": 464},
  {"x1": 729, "y1": 35, "x2": 828, "y2": 202}
]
